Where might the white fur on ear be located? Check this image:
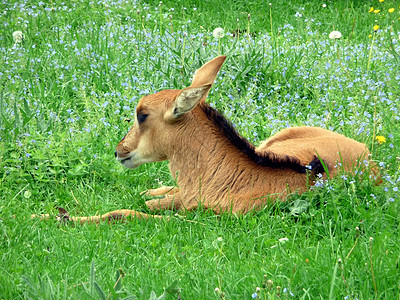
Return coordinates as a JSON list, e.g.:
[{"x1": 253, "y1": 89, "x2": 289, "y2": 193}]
[{"x1": 166, "y1": 85, "x2": 211, "y2": 120}]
